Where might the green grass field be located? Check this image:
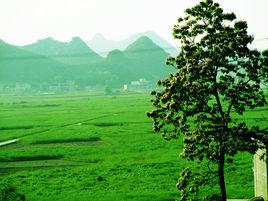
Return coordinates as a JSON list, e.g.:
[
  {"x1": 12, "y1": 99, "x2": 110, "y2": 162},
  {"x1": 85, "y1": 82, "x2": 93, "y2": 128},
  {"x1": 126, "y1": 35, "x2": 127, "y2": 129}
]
[{"x1": 0, "y1": 92, "x2": 267, "y2": 200}]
